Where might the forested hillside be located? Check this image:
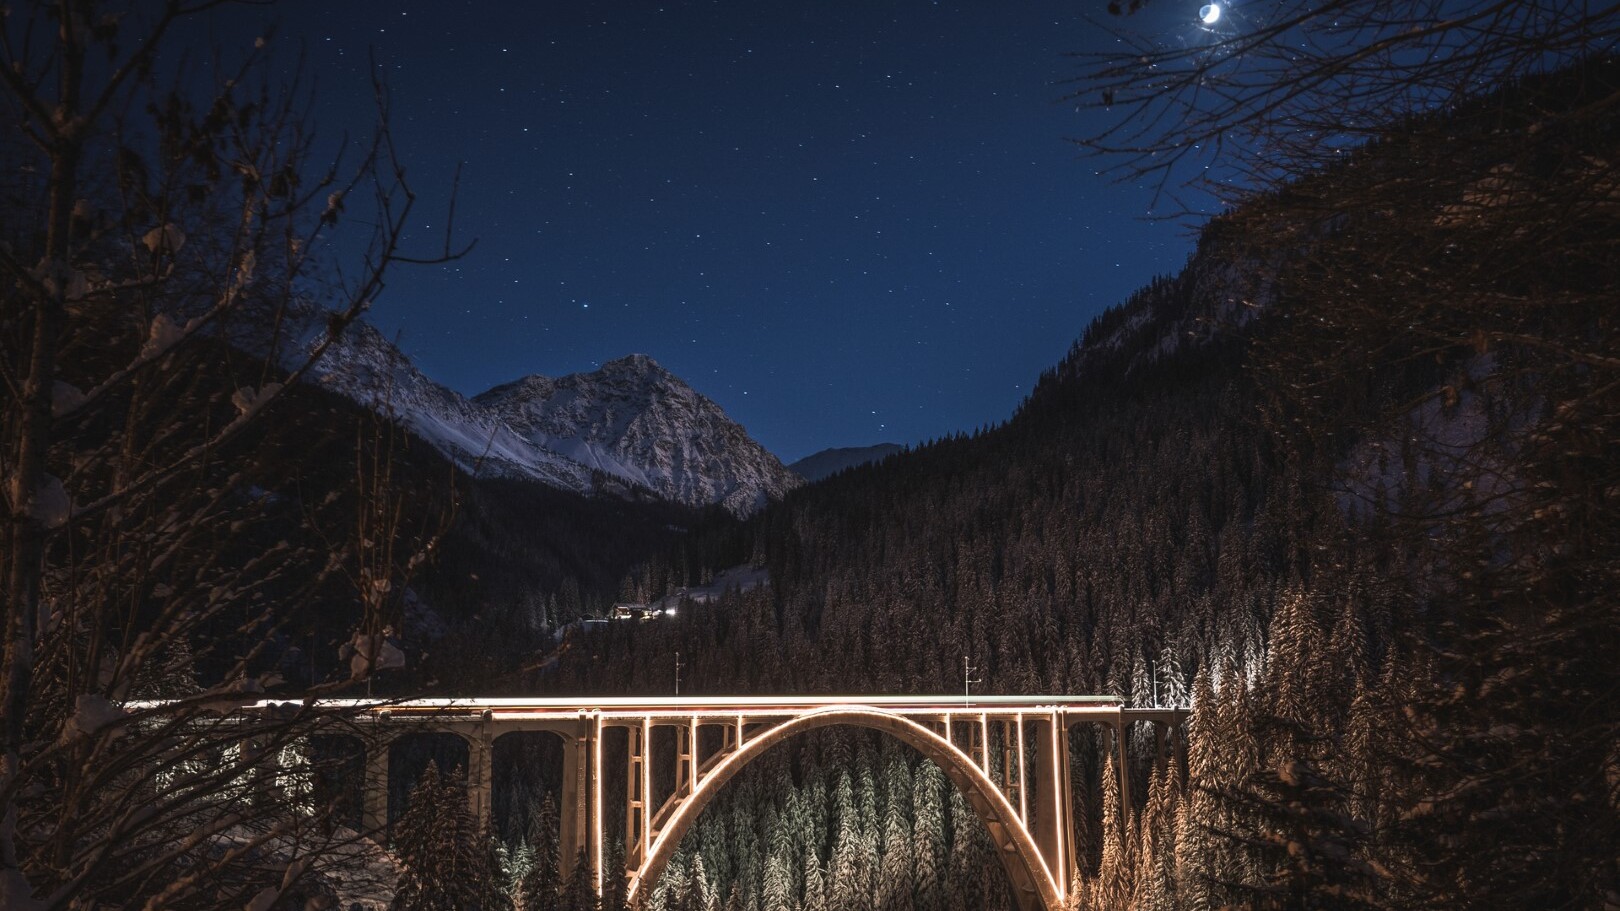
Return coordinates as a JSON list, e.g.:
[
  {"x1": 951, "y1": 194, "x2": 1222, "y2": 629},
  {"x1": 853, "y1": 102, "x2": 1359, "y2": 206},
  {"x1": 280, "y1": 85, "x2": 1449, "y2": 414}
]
[
  {"x1": 526, "y1": 59, "x2": 1620, "y2": 911},
  {"x1": 544, "y1": 233, "x2": 1356, "y2": 911}
]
